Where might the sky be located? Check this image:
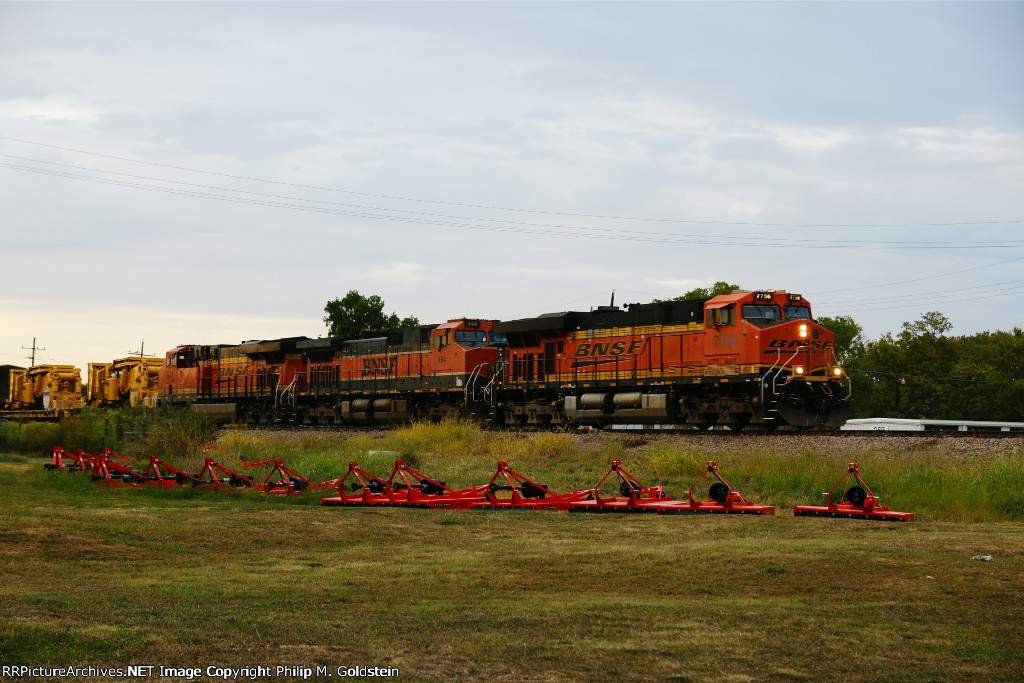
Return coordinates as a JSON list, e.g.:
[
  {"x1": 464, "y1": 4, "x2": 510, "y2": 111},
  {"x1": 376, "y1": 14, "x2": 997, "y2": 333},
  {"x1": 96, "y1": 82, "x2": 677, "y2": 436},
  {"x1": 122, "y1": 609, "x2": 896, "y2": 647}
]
[{"x1": 1, "y1": 2, "x2": 1023, "y2": 375}]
